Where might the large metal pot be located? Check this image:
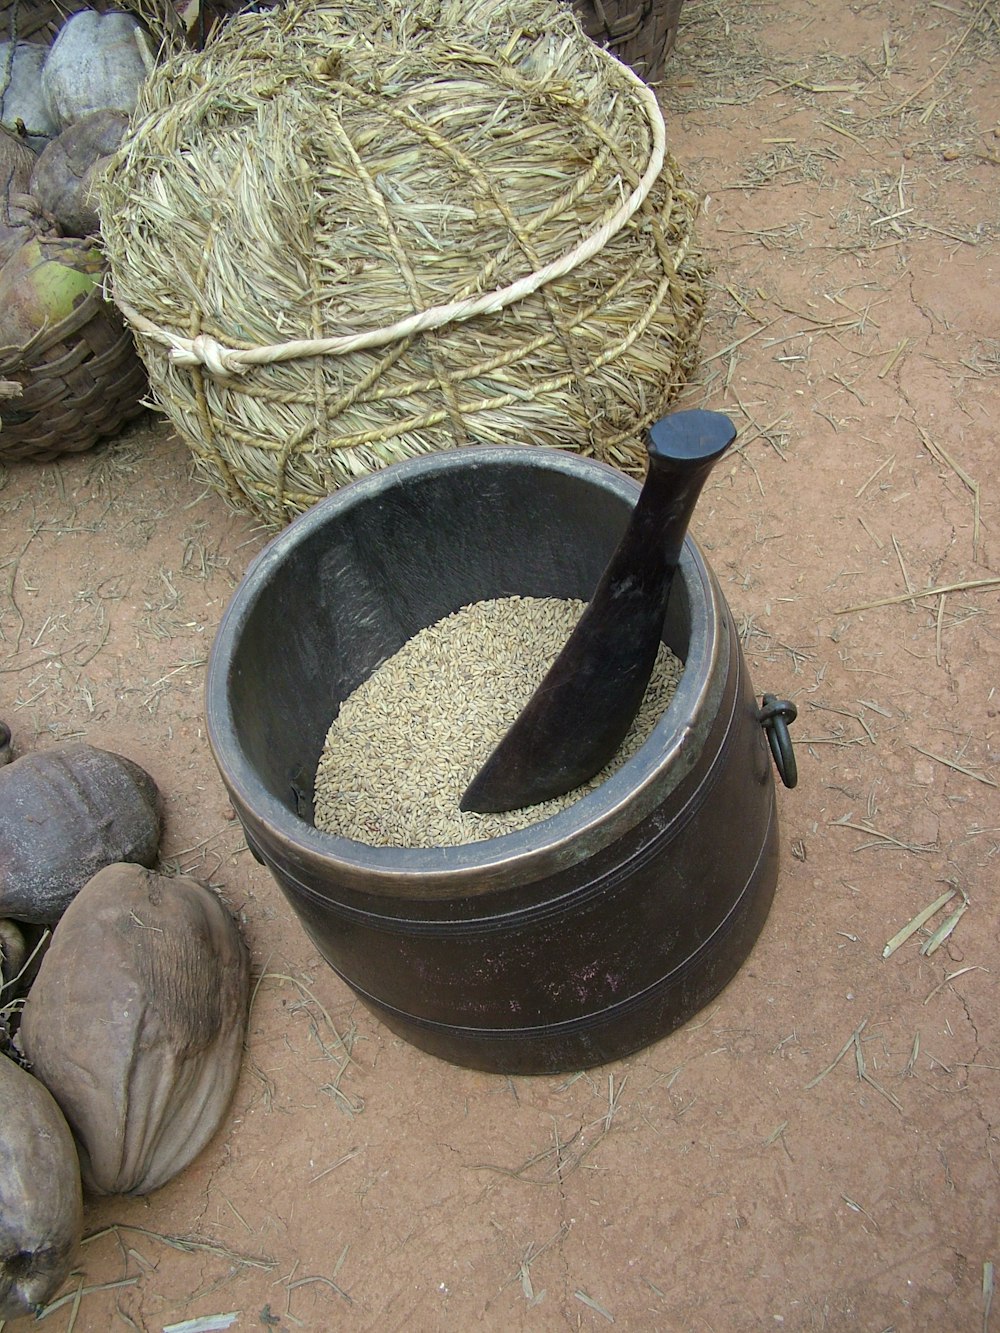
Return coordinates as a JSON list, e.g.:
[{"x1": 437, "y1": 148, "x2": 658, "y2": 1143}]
[{"x1": 206, "y1": 445, "x2": 792, "y2": 1074}]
